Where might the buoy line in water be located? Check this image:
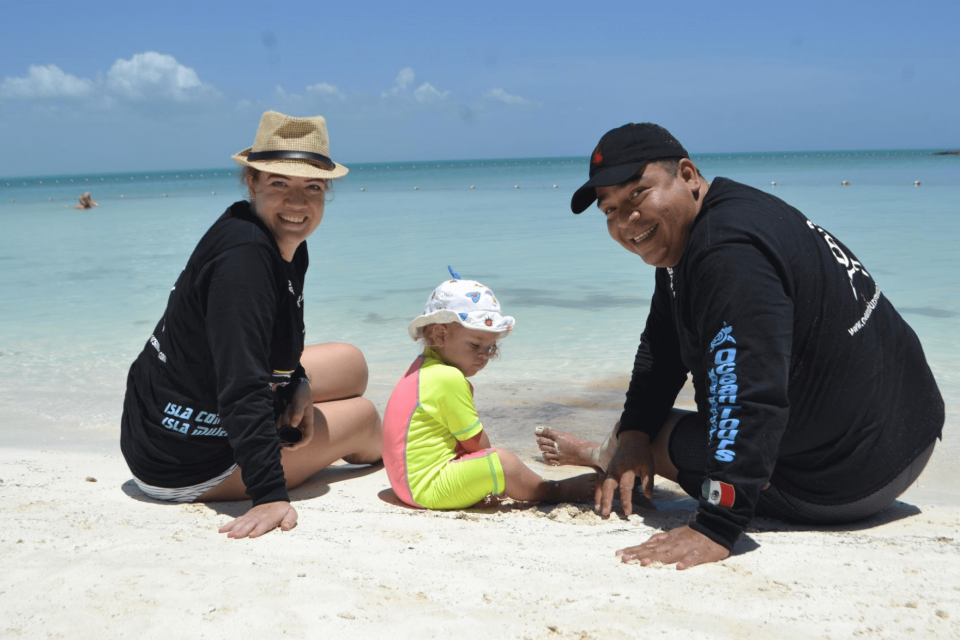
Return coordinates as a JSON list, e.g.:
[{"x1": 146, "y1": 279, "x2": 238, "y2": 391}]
[{"x1": 1, "y1": 177, "x2": 941, "y2": 206}]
